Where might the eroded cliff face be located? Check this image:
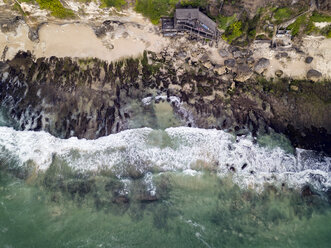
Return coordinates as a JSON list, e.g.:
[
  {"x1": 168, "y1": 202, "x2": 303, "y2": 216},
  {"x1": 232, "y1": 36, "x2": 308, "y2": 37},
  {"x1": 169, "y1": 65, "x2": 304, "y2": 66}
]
[{"x1": 1, "y1": 50, "x2": 330, "y2": 154}]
